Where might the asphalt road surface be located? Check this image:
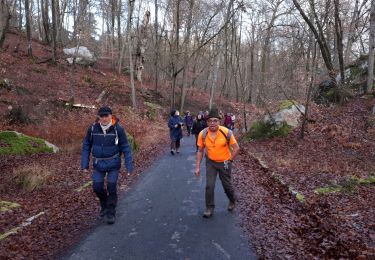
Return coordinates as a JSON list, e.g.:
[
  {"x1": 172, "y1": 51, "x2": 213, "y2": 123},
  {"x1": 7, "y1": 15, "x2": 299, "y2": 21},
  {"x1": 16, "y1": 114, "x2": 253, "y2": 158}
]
[{"x1": 65, "y1": 136, "x2": 256, "y2": 260}]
